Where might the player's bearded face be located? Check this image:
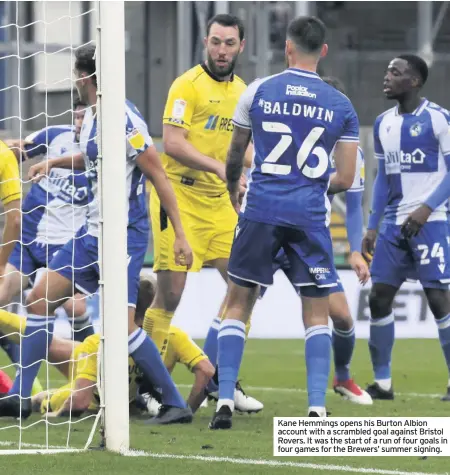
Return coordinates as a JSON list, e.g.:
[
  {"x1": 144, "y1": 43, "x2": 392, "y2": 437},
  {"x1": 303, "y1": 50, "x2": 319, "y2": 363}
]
[{"x1": 205, "y1": 24, "x2": 243, "y2": 78}]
